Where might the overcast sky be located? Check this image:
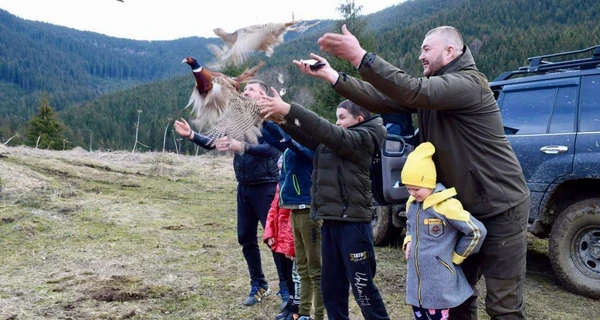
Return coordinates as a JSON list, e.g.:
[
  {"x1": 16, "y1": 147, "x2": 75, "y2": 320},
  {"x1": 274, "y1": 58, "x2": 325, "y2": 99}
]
[{"x1": 0, "y1": 0, "x2": 400, "y2": 41}]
